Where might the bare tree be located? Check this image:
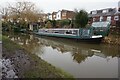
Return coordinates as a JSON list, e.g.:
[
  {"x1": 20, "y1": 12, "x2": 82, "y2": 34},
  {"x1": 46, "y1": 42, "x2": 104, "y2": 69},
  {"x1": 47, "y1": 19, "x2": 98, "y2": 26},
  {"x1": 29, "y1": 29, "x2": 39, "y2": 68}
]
[
  {"x1": 0, "y1": 2, "x2": 44, "y2": 31},
  {"x1": 7, "y1": 2, "x2": 43, "y2": 27},
  {"x1": 0, "y1": 6, "x2": 9, "y2": 21},
  {"x1": 0, "y1": 7, "x2": 8, "y2": 15}
]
